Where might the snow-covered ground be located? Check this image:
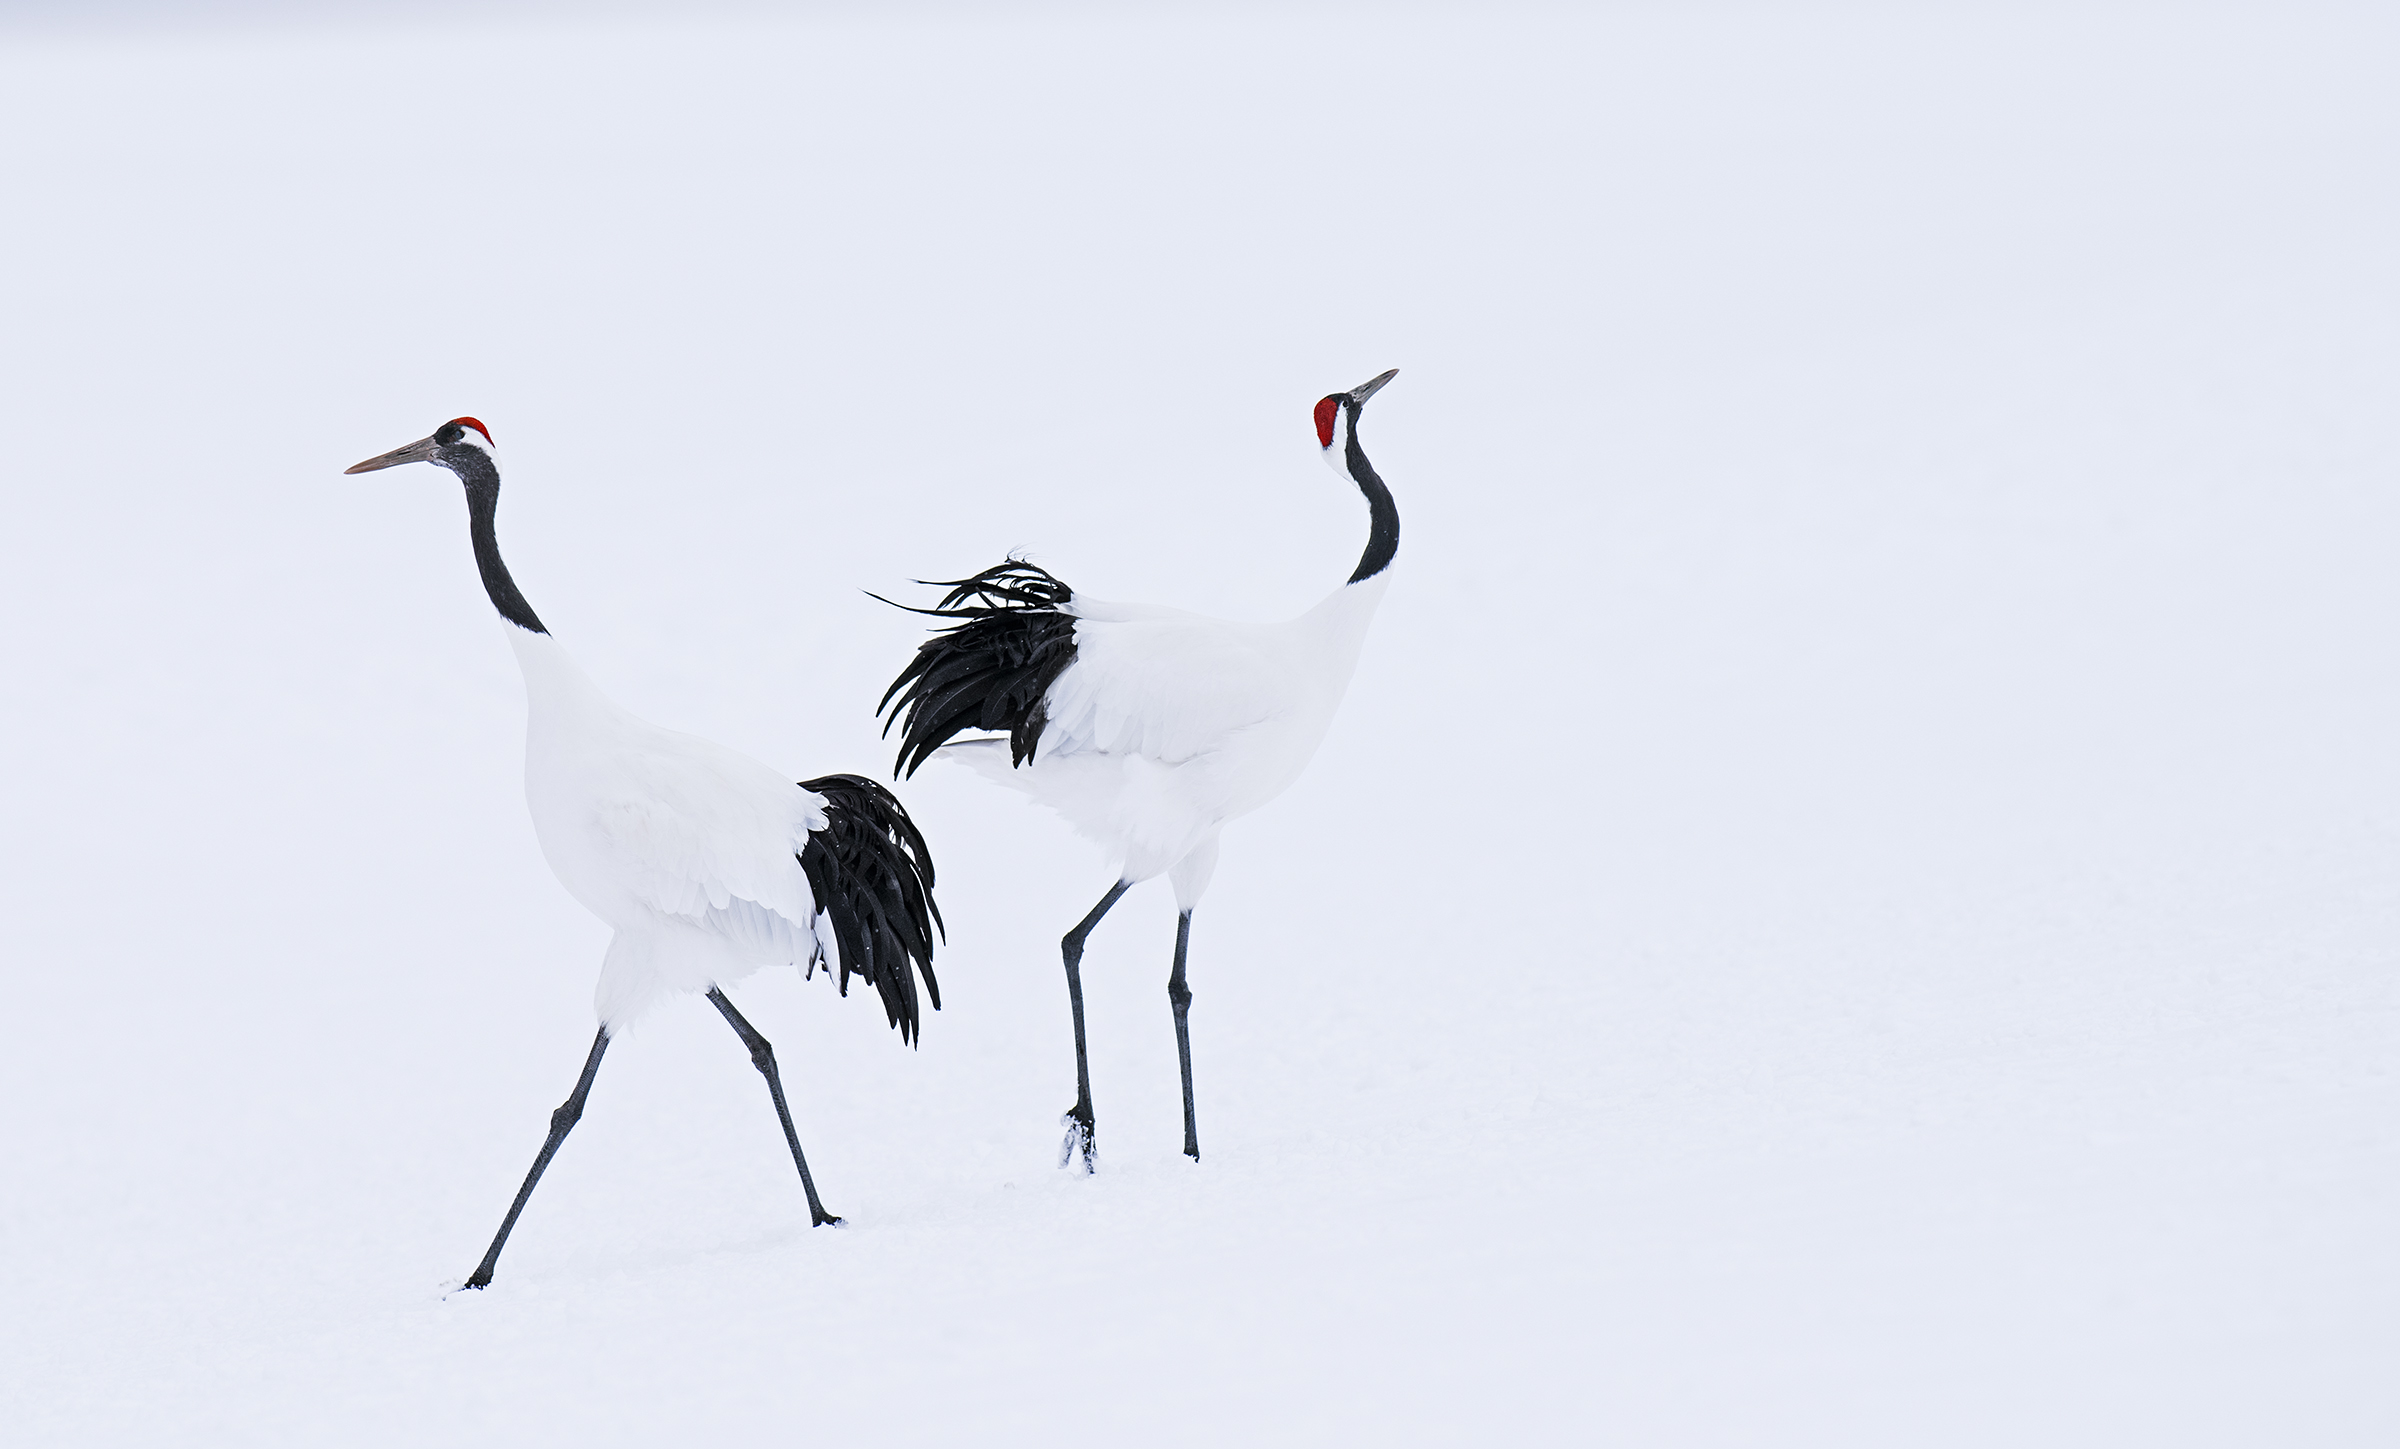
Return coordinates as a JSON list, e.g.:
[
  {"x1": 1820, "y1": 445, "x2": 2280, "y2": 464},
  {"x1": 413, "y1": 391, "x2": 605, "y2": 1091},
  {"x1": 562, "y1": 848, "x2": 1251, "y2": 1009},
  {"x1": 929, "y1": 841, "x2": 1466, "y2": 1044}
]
[{"x1": 0, "y1": 4, "x2": 2393, "y2": 1443}]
